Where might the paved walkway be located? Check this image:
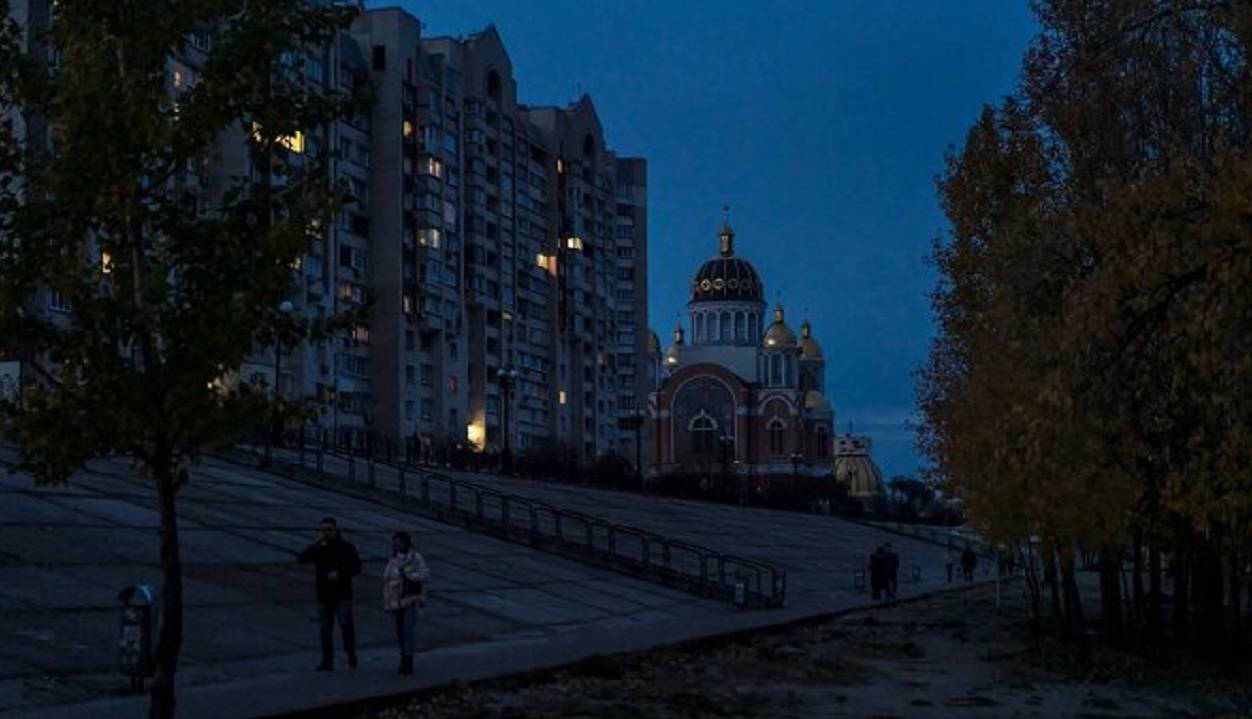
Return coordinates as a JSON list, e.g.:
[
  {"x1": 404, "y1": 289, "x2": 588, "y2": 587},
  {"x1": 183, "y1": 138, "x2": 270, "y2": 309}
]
[{"x1": 0, "y1": 447, "x2": 979, "y2": 718}]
